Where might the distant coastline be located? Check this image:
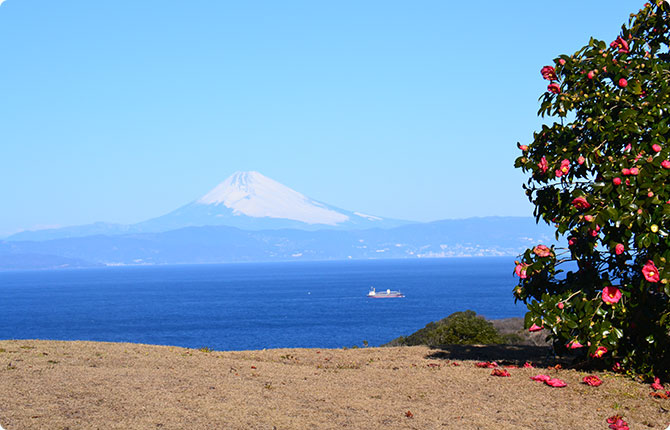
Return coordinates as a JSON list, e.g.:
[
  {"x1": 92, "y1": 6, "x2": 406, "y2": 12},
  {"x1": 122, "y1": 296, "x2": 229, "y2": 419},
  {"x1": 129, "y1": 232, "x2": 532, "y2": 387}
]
[{"x1": 0, "y1": 216, "x2": 557, "y2": 271}]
